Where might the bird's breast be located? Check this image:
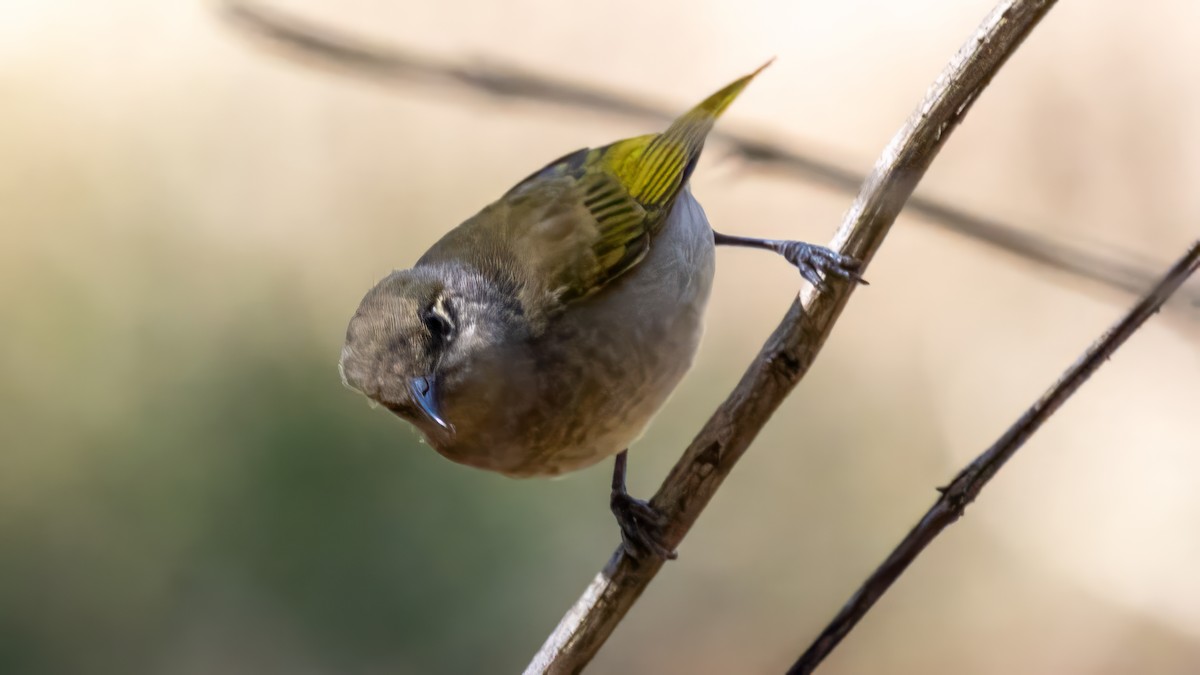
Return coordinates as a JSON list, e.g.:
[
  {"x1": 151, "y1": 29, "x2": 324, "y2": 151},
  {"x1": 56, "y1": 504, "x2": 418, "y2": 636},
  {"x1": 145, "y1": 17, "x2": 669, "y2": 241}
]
[{"x1": 436, "y1": 187, "x2": 716, "y2": 477}]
